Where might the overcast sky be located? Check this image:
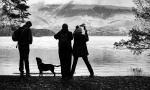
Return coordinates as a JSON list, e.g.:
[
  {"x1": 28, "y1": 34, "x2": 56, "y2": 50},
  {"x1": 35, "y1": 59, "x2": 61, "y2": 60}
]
[{"x1": 27, "y1": 0, "x2": 136, "y2": 7}]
